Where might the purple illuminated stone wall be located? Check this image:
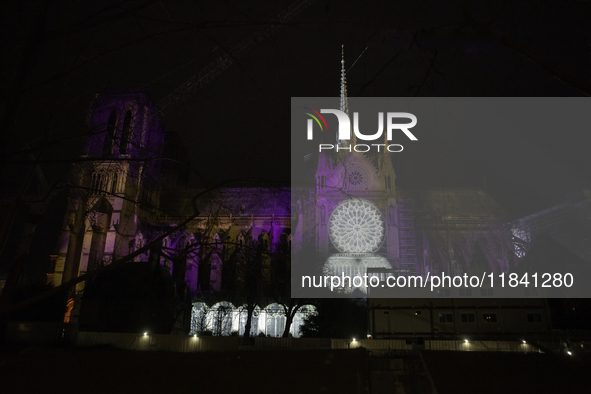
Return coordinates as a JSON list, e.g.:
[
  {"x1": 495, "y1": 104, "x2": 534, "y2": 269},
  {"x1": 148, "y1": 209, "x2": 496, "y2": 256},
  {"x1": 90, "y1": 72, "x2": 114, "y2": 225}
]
[{"x1": 85, "y1": 91, "x2": 165, "y2": 177}]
